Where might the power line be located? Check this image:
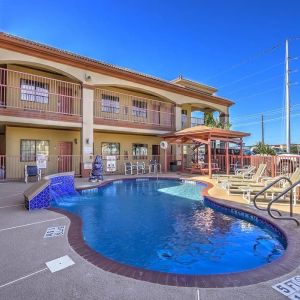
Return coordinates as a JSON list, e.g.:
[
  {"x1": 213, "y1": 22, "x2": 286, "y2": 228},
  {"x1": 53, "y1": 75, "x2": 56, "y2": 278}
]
[
  {"x1": 225, "y1": 73, "x2": 284, "y2": 96},
  {"x1": 235, "y1": 86, "x2": 283, "y2": 101},
  {"x1": 233, "y1": 111, "x2": 300, "y2": 128},
  {"x1": 205, "y1": 42, "x2": 283, "y2": 82},
  {"x1": 231, "y1": 105, "x2": 290, "y2": 121},
  {"x1": 231, "y1": 104, "x2": 300, "y2": 123},
  {"x1": 218, "y1": 62, "x2": 284, "y2": 89}
]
